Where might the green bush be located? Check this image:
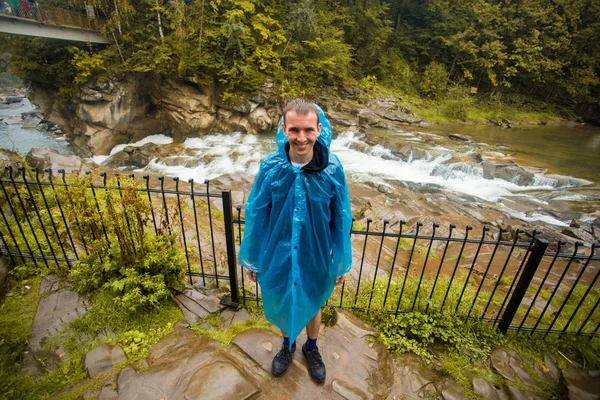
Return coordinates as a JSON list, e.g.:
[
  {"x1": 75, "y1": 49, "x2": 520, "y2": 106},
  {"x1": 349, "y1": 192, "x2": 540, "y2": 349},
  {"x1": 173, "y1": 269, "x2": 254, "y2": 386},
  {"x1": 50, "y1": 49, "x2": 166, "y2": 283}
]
[
  {"x1": 62, "y1": 176, "x2": 186, "y2": 312},
  {"x1": 419, "y1": 61, "x2": 448, "y2": 98},
  {"x1": 364, "y1": 311, "x2": 502, "y2": 362},
  {"x1": 69, "y1": 234, "x2": 185, "y2": 312}
]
